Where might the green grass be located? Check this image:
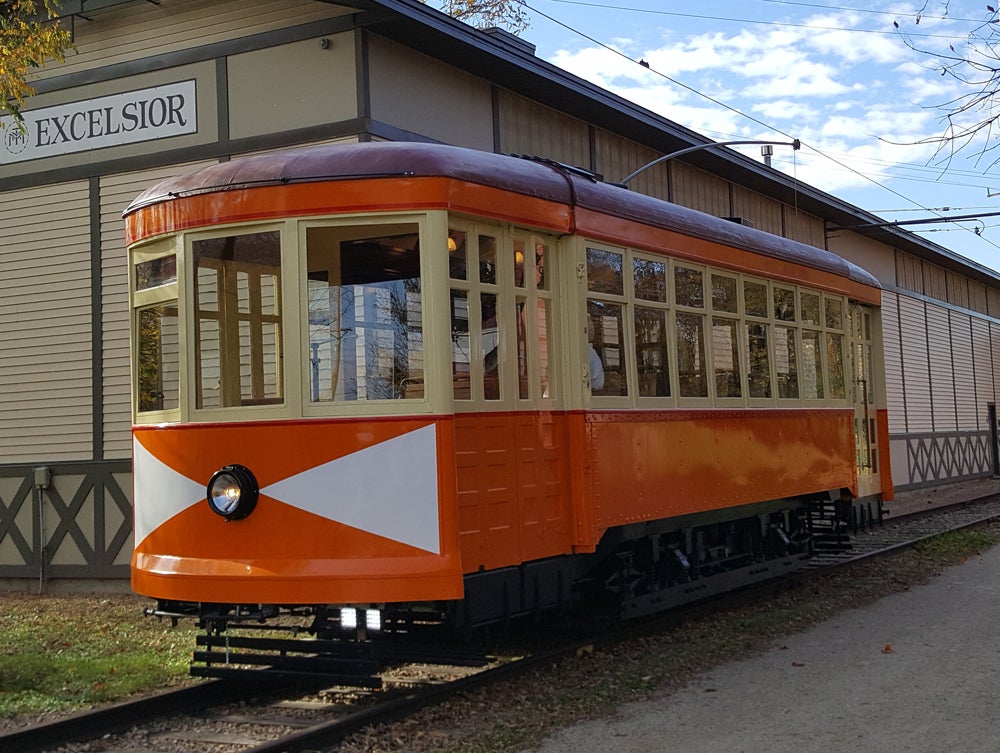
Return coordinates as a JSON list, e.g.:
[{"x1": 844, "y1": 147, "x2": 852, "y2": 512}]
[
  {"x1": 1, "y1": 527, "x2": 998, "y2": 727},
  {"x1": 0, "y1": 593, "x2": 196, "y2": 717}
]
